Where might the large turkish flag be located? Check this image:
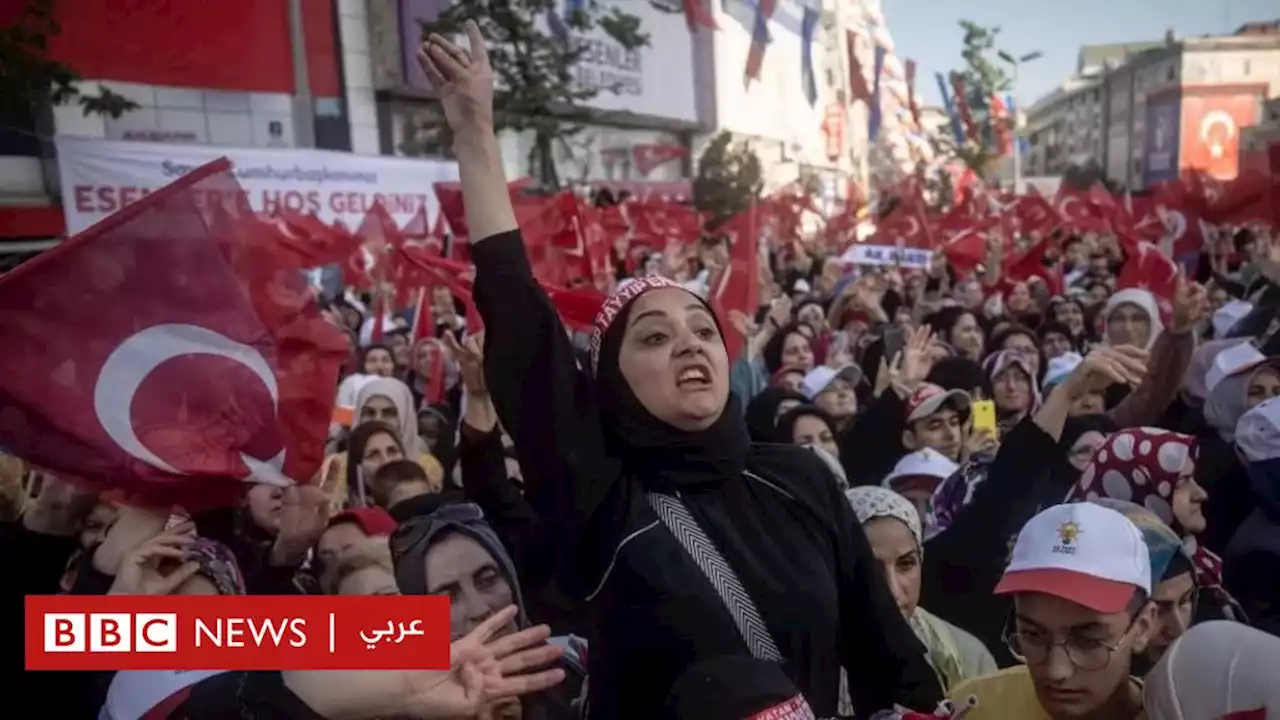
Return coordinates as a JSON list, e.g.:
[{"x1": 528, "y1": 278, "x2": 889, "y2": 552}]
[{"x1": 0, "y1": 159, "x2": 347, "y2": 510}]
